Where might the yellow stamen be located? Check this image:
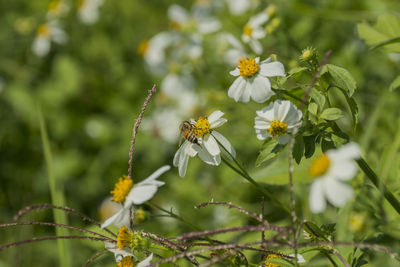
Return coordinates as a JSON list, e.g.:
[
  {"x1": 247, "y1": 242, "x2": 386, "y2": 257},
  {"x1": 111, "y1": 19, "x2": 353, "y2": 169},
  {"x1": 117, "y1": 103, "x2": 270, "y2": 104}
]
[
  {"x1": 111, "y1": 176, "x2": 133, "y2": 203},
  {"x1": 117, "y1": 256, "x2": 135, "y2": 267},
  {"x1": 243, "y1": 24, "x2": 253, "y2": 37},
  {"x1": 37, "y1": 24, "x2": 51, "y2": 38},
  {"x1": 264, "y1": 253, "x2": 282, "y2": 267},
  {"x1": 117, "y1": 225, "x2": 132, "y2": 250},
  {"x1": 267, "y1": 120, "x2": 288, "y2": 137},
  {"x1": 238, "y1": 58, "x2": 259, "y2": 78},
  {"x1": 193, "y1": 117, "x2": 210, "y2": 136},
  {"x1": 137, "y1": 40, "x2": 149, "y2": 57},
  {"x1": 309, "y1": 154, "x2": 331, "y2": 177}
]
